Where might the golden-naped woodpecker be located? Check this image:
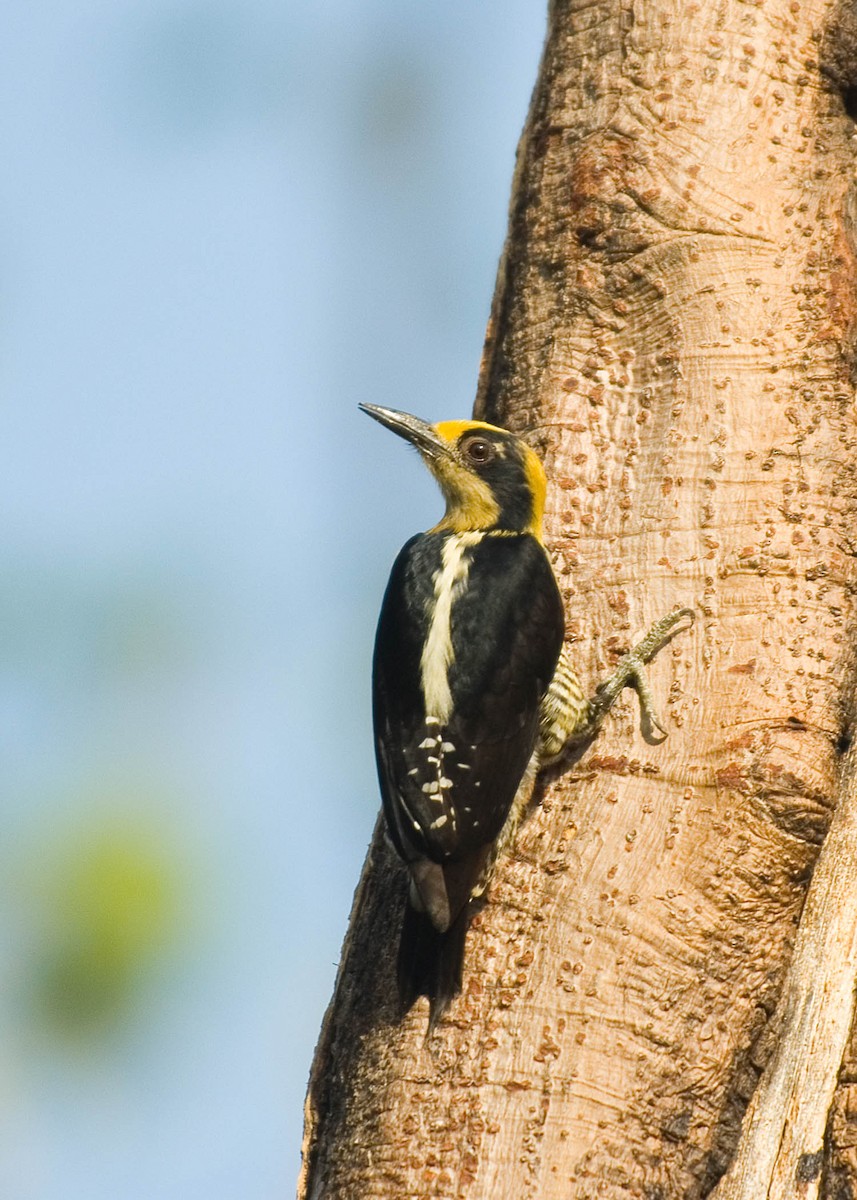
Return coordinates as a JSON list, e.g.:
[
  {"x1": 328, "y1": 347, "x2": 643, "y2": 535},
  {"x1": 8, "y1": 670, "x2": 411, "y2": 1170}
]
[{"x1": 361, "y1": 403, "x2": 691, "y2": 1027}]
